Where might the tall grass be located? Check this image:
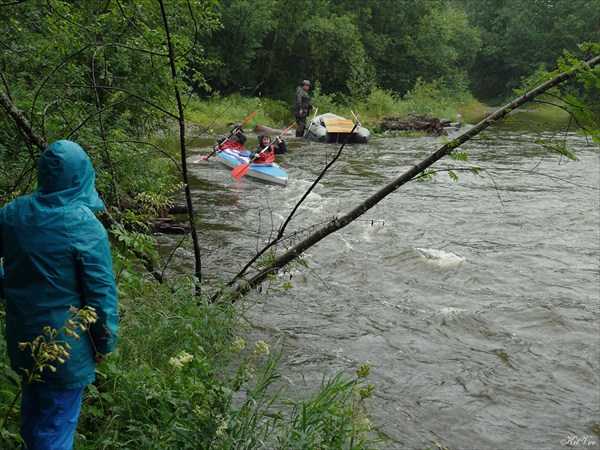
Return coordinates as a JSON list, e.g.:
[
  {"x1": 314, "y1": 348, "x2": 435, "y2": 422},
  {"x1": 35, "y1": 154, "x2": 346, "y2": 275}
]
[
  {"x1": 349, "y1": 81, "x2": 483, "y2": 130},
  {"x1": 185, "y1": 93, "x2": 291, "y2": 135},
  {"x1": 310, "y1": 80, "x2": 465, "y2": 123},
  {"x1": 0, "y1": 279, "x2": 384, "y2": 449},
  {"x1": 184, "y1": 77, "x2": 485, "y2": 137}
]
